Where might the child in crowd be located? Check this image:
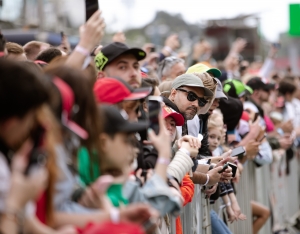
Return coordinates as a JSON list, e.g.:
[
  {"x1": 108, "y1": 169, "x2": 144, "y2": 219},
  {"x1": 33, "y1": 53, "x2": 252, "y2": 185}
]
[{"x1": 207, "y1": 112, "x2": 246, "y2": 233}]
